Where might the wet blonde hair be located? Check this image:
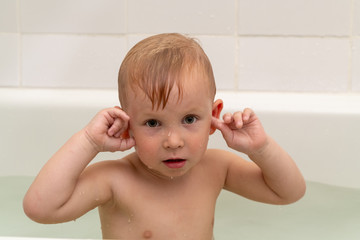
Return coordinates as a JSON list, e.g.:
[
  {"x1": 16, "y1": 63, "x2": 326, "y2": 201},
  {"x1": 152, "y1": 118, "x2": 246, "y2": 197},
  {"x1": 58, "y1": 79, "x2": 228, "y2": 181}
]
[{"x1": 118, "y1": 33, "x2": 216, "y2": 110}]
